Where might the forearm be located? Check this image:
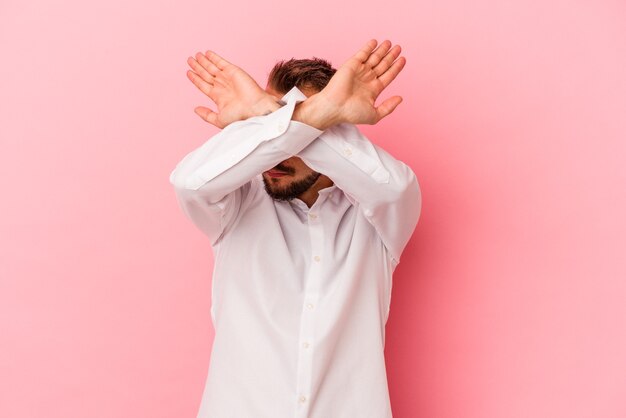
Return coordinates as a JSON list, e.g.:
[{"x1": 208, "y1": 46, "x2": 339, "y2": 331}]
[
  {"x1": 296, "y1": 123, "x2": 421, "y2": 262},
  {"x1": 241, "y1": 91, "x2": 342, "y2": 131},
  {"x1": 170, "y1": 88, "x2": 323, "y2": 202},
  {"x1": 248, "y1": 95, "x2": 282, "y2": 117},
  {"x1": 292, "y1": 93, "x2": 342, "y2": 131},
  {"x1": 169, "y1": 97, "x2": 321, "y2": 245}
]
